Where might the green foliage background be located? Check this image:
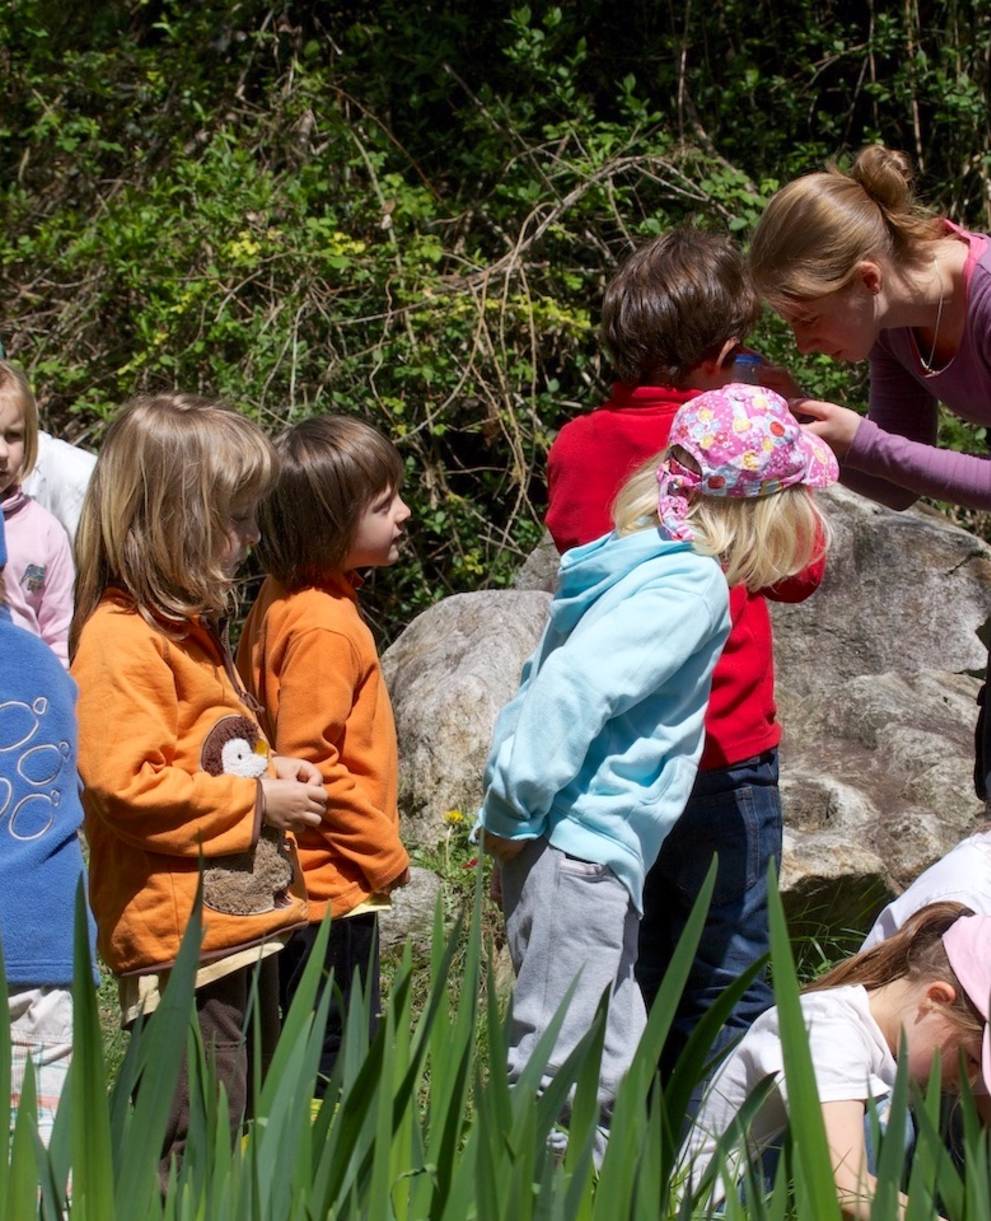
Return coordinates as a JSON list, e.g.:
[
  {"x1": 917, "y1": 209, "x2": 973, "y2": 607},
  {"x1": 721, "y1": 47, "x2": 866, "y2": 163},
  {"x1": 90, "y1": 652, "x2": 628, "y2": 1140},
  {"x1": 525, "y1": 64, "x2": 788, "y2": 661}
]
[{"x1": 2, "y1": 0, "x2": 990, "y2": 634}]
